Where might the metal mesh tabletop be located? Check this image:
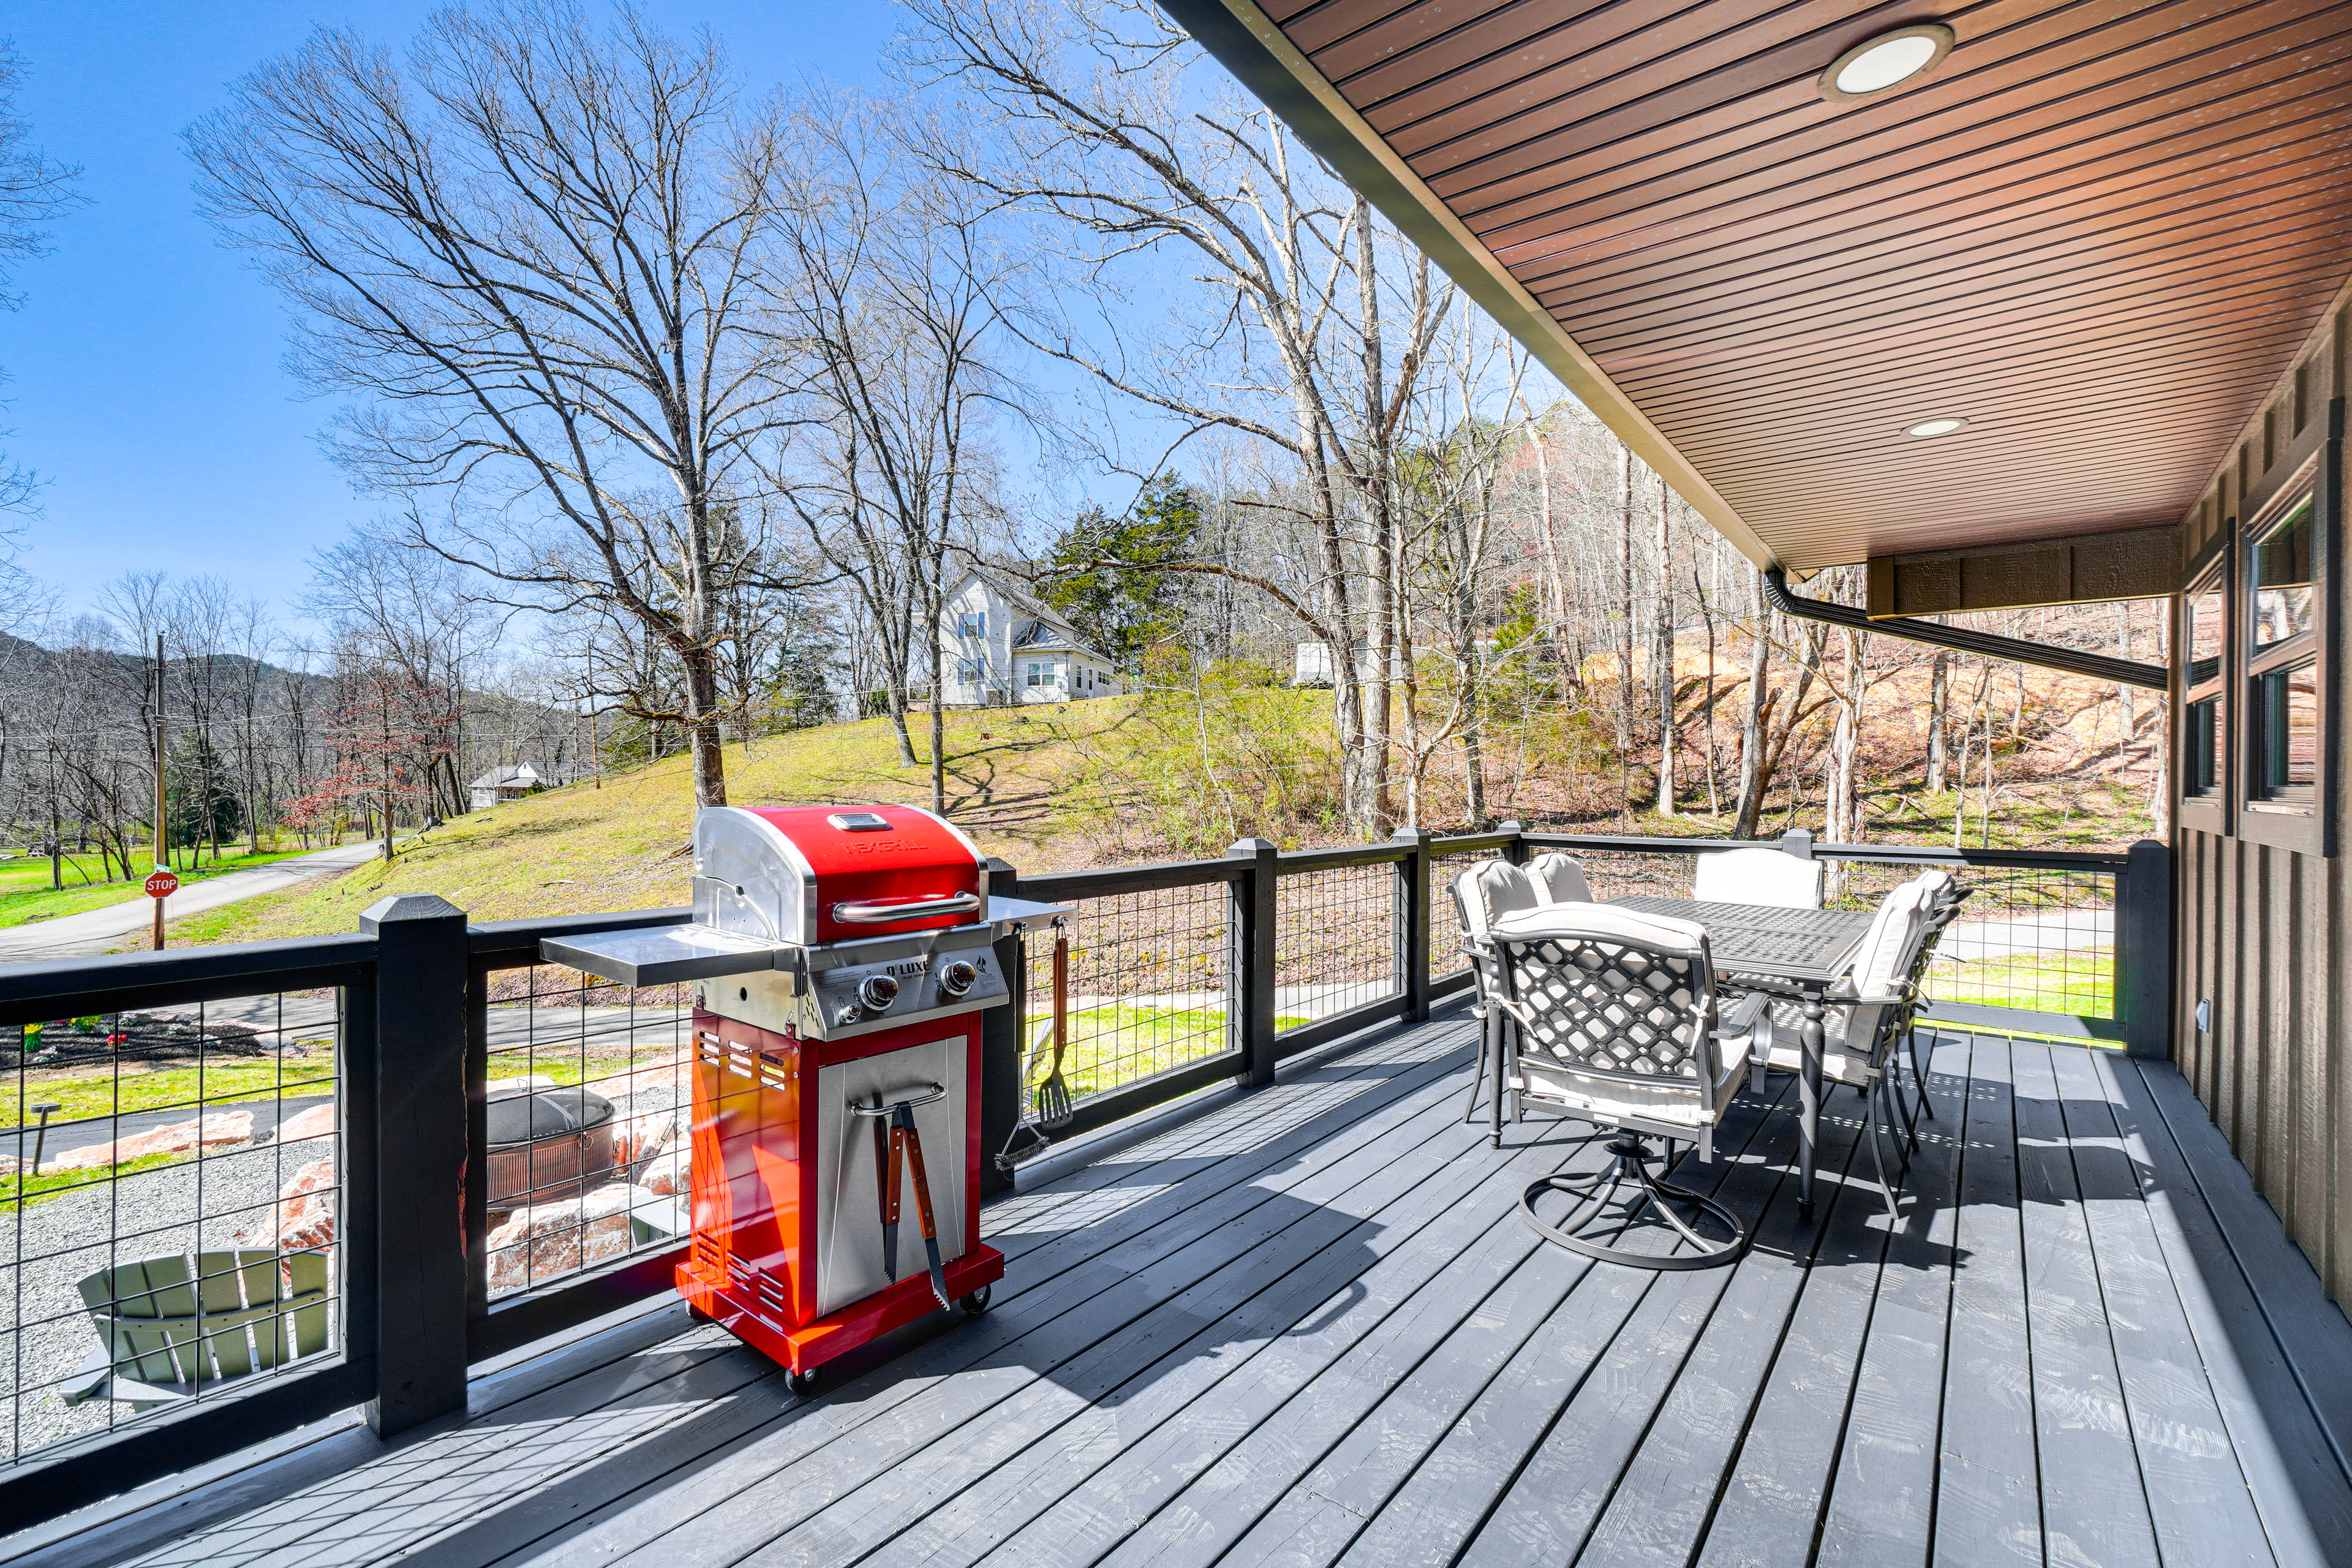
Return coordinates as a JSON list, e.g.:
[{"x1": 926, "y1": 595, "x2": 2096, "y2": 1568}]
[{"x1": 1608, "y1": 896, "x2": 1872, "y2": 984}]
